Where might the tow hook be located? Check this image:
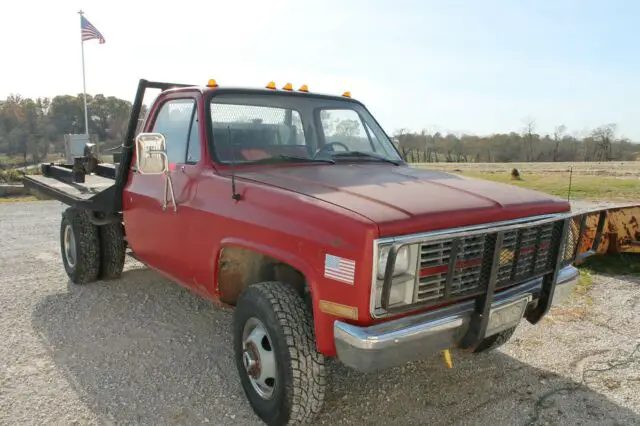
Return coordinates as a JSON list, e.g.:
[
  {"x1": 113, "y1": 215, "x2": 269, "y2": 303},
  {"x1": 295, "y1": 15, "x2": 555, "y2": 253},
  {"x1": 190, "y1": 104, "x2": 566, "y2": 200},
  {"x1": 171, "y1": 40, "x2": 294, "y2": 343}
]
[{"x1": 442, "y1": 349, "x2": 453, "y2": 369}]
